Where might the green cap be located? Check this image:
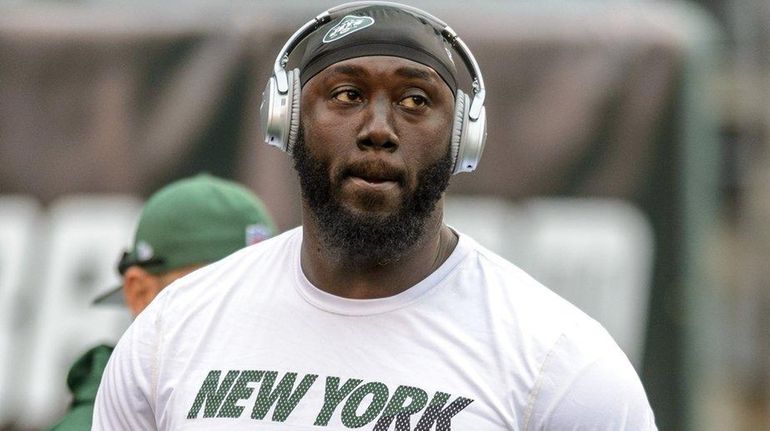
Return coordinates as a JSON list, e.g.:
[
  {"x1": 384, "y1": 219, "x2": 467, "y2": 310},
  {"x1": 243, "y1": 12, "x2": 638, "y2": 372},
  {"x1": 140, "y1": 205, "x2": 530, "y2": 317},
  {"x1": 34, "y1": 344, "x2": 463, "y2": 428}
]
[{"x1": 94, "y1": 173, "x2": 276, "y2": 304}]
